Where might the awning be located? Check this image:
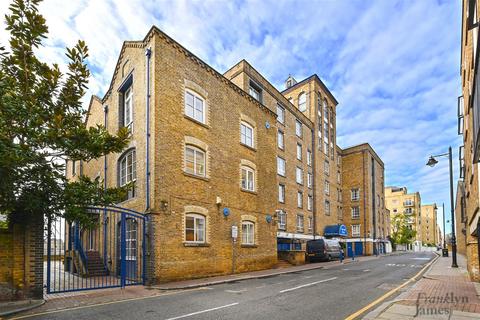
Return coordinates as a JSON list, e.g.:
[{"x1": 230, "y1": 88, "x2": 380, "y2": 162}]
[{"x1": 324, "y1": 224, "x2": 348, "y2": 237}]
